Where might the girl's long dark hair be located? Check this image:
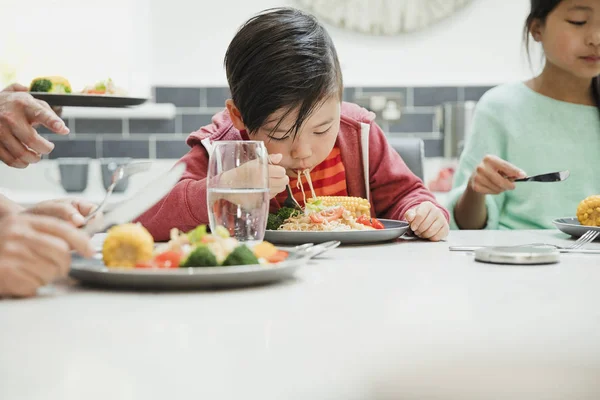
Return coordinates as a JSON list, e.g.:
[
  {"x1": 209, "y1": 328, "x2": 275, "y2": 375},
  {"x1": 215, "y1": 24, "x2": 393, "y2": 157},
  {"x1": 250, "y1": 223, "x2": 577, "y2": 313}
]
[
  {"x1": 524, "y1": 0, "x2": 600, "y2": 110},
  {"x1": 224, "y1": 8, "x2": 343, "y2": 139}
]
